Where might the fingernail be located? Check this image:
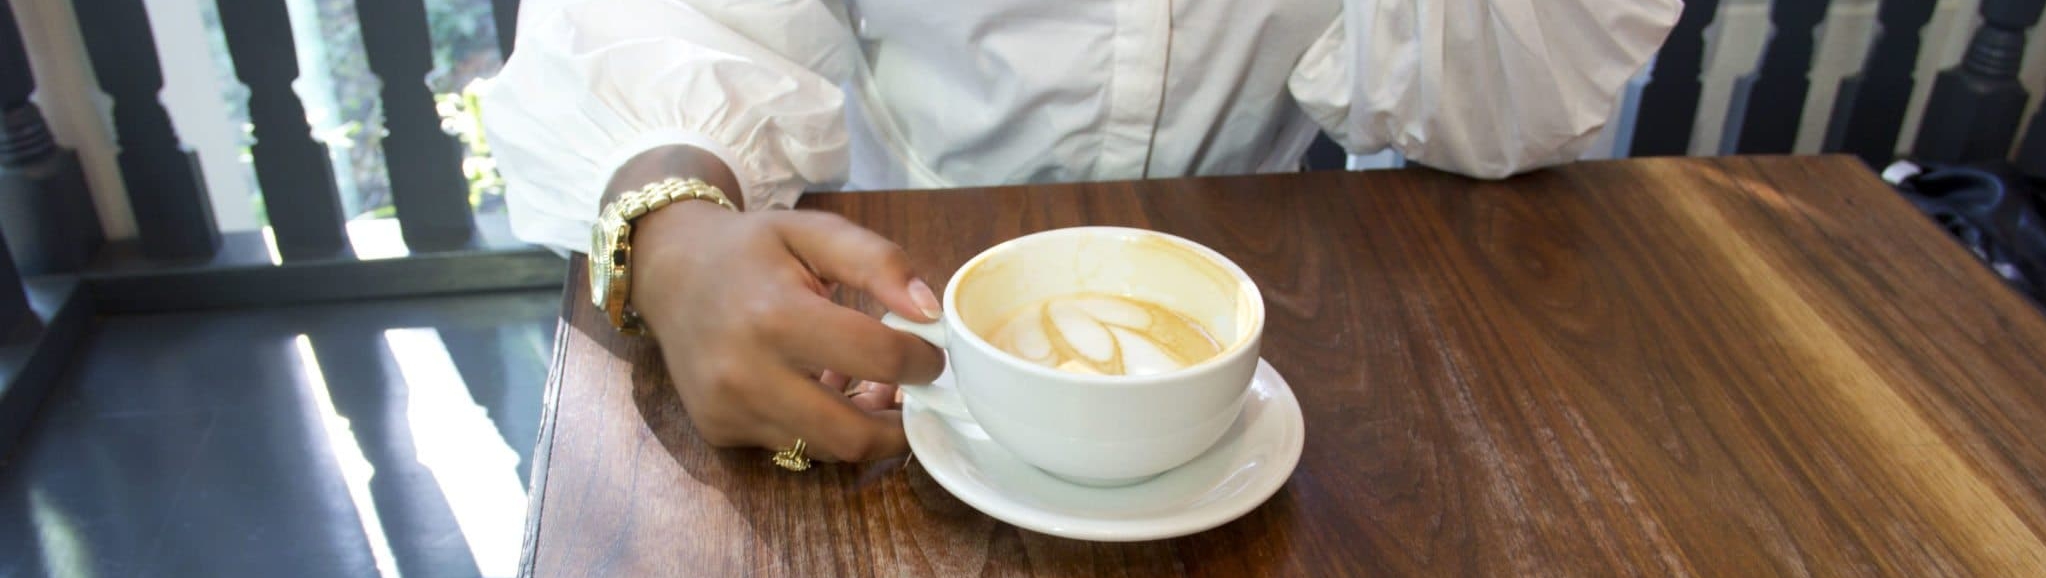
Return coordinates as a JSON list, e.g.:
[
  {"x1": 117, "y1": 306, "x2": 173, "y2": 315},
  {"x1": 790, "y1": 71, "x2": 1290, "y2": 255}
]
[{"x1": 908, "y1": 279, "x2": 942, "y2": 319}]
